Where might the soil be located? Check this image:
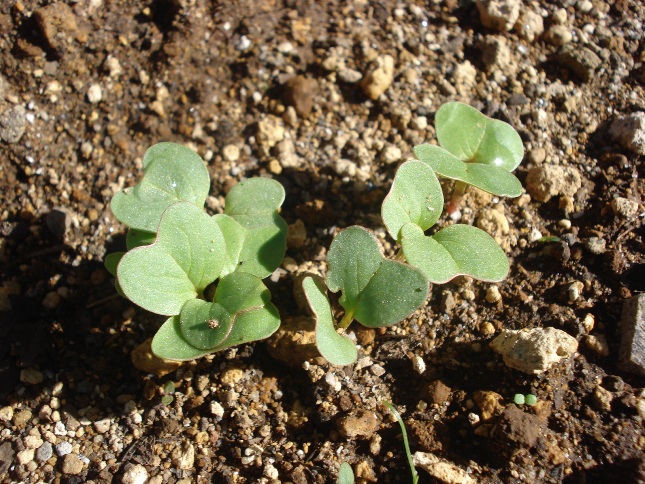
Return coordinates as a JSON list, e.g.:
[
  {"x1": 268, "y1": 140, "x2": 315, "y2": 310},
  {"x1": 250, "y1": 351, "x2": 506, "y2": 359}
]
[{"x1": 1, "y1": 0, "x2": 644, "y2": 483}]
